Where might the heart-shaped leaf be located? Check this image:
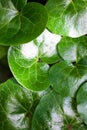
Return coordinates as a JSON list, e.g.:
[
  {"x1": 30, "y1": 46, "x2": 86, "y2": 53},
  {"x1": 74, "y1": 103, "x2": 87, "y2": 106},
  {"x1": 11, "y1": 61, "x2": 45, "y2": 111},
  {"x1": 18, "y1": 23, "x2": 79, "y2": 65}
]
[
  {"x1": 77, "y1": 82, "x2": 87, "y2": 125},
  {"x1": 46, "y1": 0, "x2": 87, "y2": 37},
  {"x1": 32, "y1": 90, "x2": 86, "y2": 130},
  {"x1": 8, "y1": 38, "x2": 51, "y2": 91},
  {"x1": 0, "y1": 1, "x2": 48, "y2": 45},
  {"x1": 58, "y1": 36, "x2": 87, "y2": 62},
  {"x1": 49, "y1": 56, "x2": 87, "y2": 97},
  {"x1": 0, "y1": 78, "x2": 43, "y2": 130}
]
